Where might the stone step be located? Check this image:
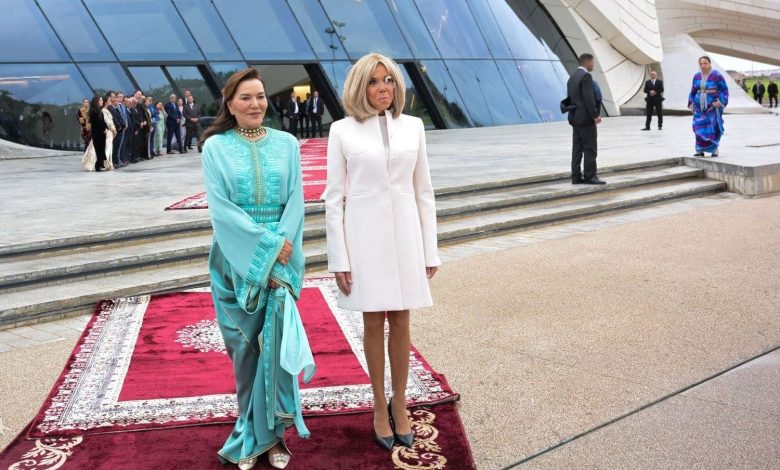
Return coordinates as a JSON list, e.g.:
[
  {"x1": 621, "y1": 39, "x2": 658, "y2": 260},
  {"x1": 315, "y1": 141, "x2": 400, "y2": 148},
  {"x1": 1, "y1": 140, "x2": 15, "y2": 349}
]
[
  {"x1": 0, "y1": 241, "x2": 330, "y2": 330},
  {"x1": 0, "y1": 158, "x2": 680, "y2": 259},
  {"x1": 436, "y1": 179, "x2": 726, "y2": 242}
]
